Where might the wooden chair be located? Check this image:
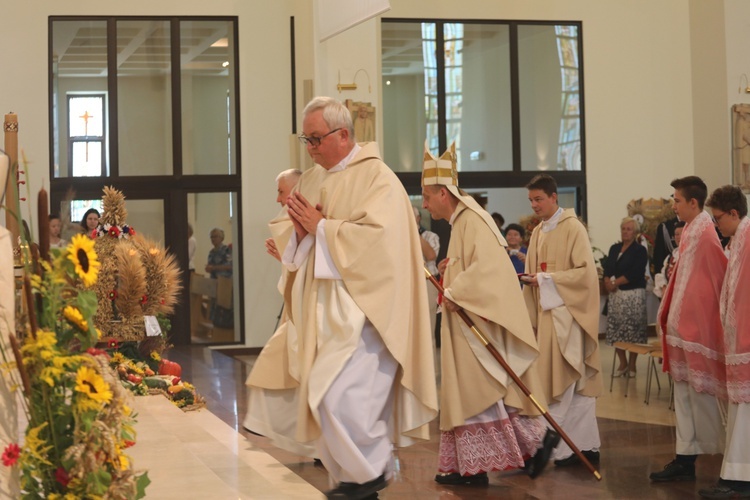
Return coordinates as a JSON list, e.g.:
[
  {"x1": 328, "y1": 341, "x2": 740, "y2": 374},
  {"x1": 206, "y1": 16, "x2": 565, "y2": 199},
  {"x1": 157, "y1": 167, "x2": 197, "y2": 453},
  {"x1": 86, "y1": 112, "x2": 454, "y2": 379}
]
[
  {"x1": 645, "y1": 349, "x2": 674, "y2": 408},
  {"x1": 610, "y1": 341, "x2": 658, "y2": 397}
]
